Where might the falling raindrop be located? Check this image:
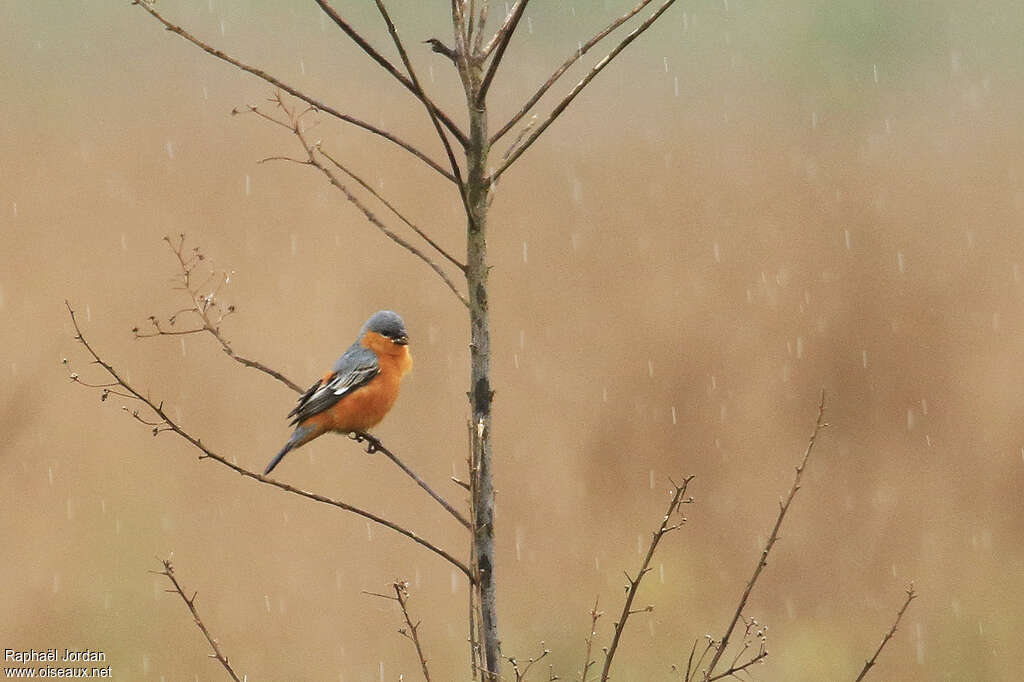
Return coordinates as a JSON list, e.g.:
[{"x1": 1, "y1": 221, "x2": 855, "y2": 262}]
[
  {"x1": 844, "y1": 229, "x2": 851, "y2": 250},
  {"x1": 713, "y1": 242, "x2": 721, "y2": 262},
  {"x1": 873, "y1": 63, "x2": 879, "y2": 83},
  {"x1": 515, "y1": 526, "x2": 522, "y2": 561},
  {"x1": 66, "y1": 498, "x2": 74, "y2": 520},
  {"x1": 48, "y1": 465, "x2": 53, "y2": 485},
  {"x1": 916, "y1": 623, "x2": 925, "y2": 664},
  {"x1": 673, "y1": 76, "x2": 679, "y2": 97},
  {"x1": 647, "y1": 359, "x2": 654, "y2": 377},
  {"x1": 180, "y1": 338, "x2": 186, "y2": 358},
  {"x1": 571, "y1": 233, "x2": 579, "y2": 251},
  {"x1": 299, "y1": 59, "x2": 305, "y2": 75},
  {"x1": 897, "y1": 251, "x2": 905, "y2": 273},
  {"x1": 720, "y1": 403, "x2": 727, "y2": 423},
  {"x1": 450, "y1": 571, "x2": 458, "y2": 594},
  {"x1": 366, "y1": 523, "x2": 373, "y2": 541},
  {"x1": 670, "y1": 406, "x2": 677, "y2": 424},
  {"x1": 519, "y1": 330, "x2": 525, "y2": 349},
  {"x1": 53, "y1": 572, "x2": 60, "y2": 594},
  {"x1": 527, "y1": 16, "x2": 533, "y2": 34},
  {"x1": 907, "y1": 408, "x2": 915, "y2": 431},
  {"x1": 202, "y1": 86, "x2": 208, "y2": 100},
  {"x1": 264, "y1": 595, "x2": 272, "y2": 613},
  {"x1": 649, "y1": 469, "x2": 655, "y2": 489},
  {"x1": 220, "y1": 19, "x2": 226, "y2": 36},
  {"x1": 513, "y1": 354, "x2": 519, "y2": 369},
  {"x1": 522, "y1": 241, "x2": 528, "y2": 263},
  {"x1": 12, "y1": 202, "x2": 17, "y2": 217},
  {"x1": 992, "y1": 311, "x2": 1000, "y2": 331},
  {"x1": 291, "y1": 234, "x2": 298, "y2": 256},
  {"x1": 796, "y1": 336, "x2": 804, "y2": 359},
  {"x1": 862, "y1": 350, "x2": 869, "y2": 368},
  {"x1": 659, "y1": 563, "x2": 664, "y2": 583},
  {"x1": 602, "y1": 387, "x2": 608, "y2": 403},
  {"x1": 663, "y1": 56, "x2": 669, "y2": 73},
  {"x1": 245, "y1": 175, "x2": 251, "y2": 196},
  {"x1": 166, "y1": 141, "x2": 174, "y2": 159},
  {"x1": 594, "y1": 556, "x2": 600, "y2": 571},
  {"x1": 811, "y1": 111, "x2": 818, "y2": 129}
]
